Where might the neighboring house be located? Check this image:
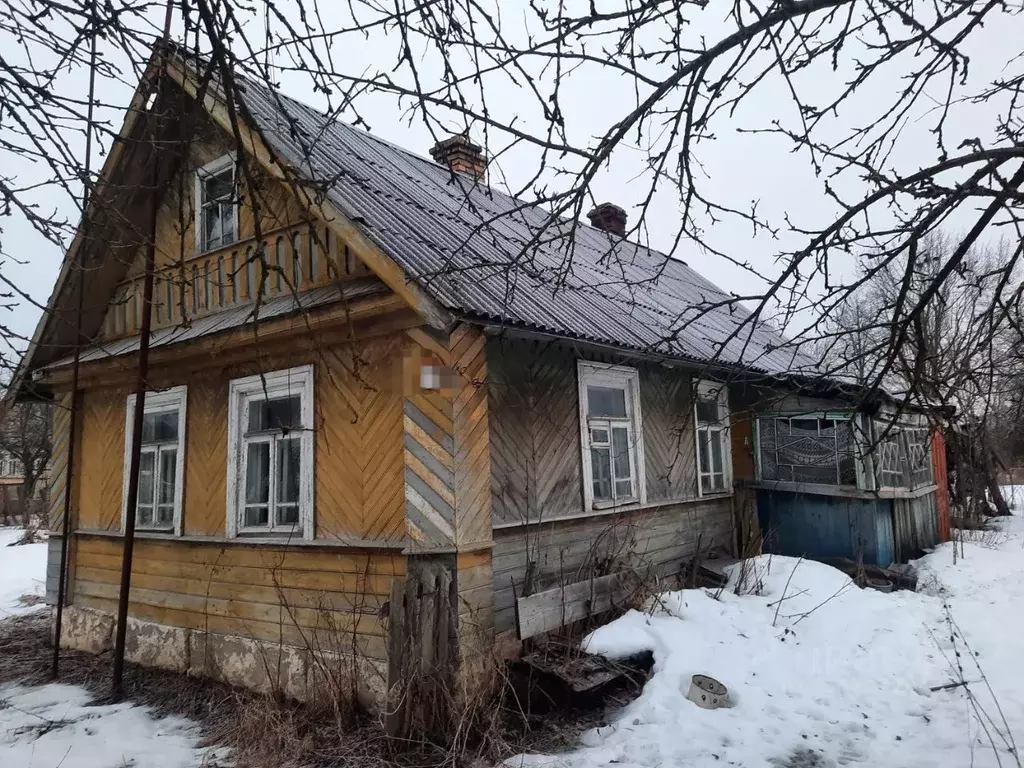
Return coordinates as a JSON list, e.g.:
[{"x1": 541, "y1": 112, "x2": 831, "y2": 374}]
[
  {"x1": 0, "y1": 450, "x2": 26, "y2": 522},
  {"x1": 13, "y1": 48, "x2": 943, "y2": 709}
]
